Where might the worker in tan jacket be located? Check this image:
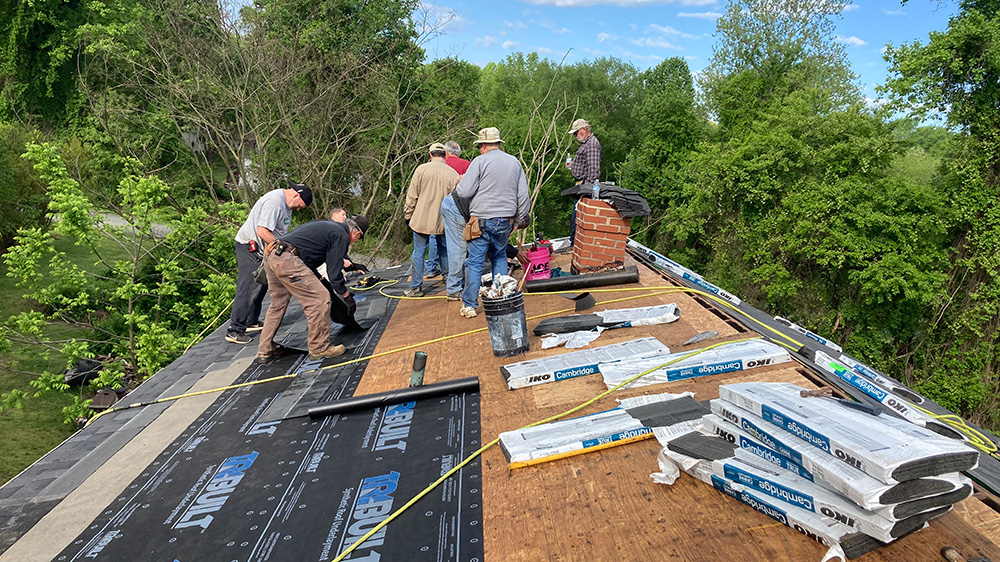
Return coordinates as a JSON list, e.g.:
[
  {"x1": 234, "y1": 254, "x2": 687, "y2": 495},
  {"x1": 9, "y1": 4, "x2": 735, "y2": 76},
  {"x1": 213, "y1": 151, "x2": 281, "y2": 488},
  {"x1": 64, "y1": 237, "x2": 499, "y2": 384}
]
[{"x1": 404, "y1": 142, "x2": 460, "y2": 297}]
